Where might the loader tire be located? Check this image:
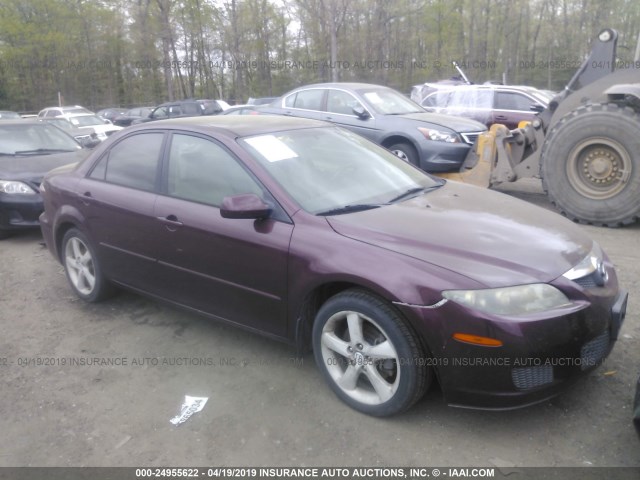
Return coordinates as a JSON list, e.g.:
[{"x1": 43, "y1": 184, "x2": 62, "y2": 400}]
[{"x1": 540, "y1": 103, "x2": 640, "y2": 227}]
